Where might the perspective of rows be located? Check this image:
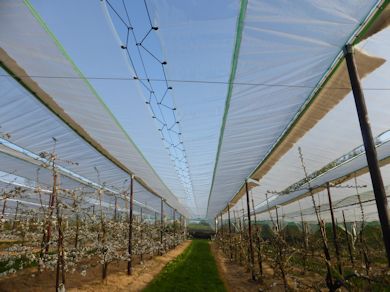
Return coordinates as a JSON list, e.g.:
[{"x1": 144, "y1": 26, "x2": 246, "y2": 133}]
[{"x1": 1, "y1": 1, "x2": 390, "y2": 291}]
